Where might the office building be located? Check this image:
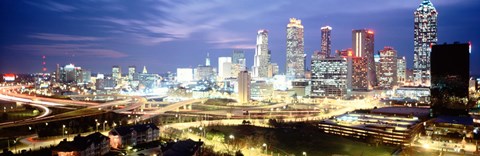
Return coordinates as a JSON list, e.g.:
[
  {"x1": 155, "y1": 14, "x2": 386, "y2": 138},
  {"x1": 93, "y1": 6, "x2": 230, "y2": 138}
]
[
  {"x1": 142, "y1": 66, "x2": 148, "y2": 74},
  {"x1": 352, "y1": 29, "x2": 376, "y2": 89},
  {"x1": 195, "y1": 65, "x2": 214, "y2": 81},
  {"x1": 319, "y1": 107, "x2": 427, "y2": 145},
  {"x1": 413, "y1": 0, "x2": 438, "y2": 86},
  {"x1": 112, "y1": 65, "x2": 121, "y2": 81},
  {"x1": 176, "y1": 68, "x2": 193, "y2": 82},
  {"x1": 286, "y1": 18, "x2": 306, "y2": 80},
  {"x1": 397, "y1": 57, "x2": 407, "y2": 84},
  {"x1": 218, "y1": 57, "x2": 232, "y2": 79},
  {"x1": 431, "y1": 43, "x2": 470, "y2": 112},
  {"x1": 232, "y1": 50, "x2": 245, "y2": 65},
  {"x1": 311, "y1": 57, "x2": 350, "y2": 98},
  {"x1": 238, "y1": 70, "x2": 251, "y2": 104},
  {"x1": 312, "y1": 50, "x2": 326, "y2": 60},
  {"x1": 253, "y1": 30, "x2": 270, "y2": 78},
  {"x1": 267, "y1": 63, "x2": 279, "y2": 78},
  {"x1": 128, "y1": 66, "x2": 136, "y2": 81},
  {"x1": 321, "y1": 26, "x2": 332, "y2": 57},
  {"x1": 352, "y1": 57, "x2": 368, "y2": 90},
  {"x1": 378, "y1": 47, "x2": 398, "y2": 89}
]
